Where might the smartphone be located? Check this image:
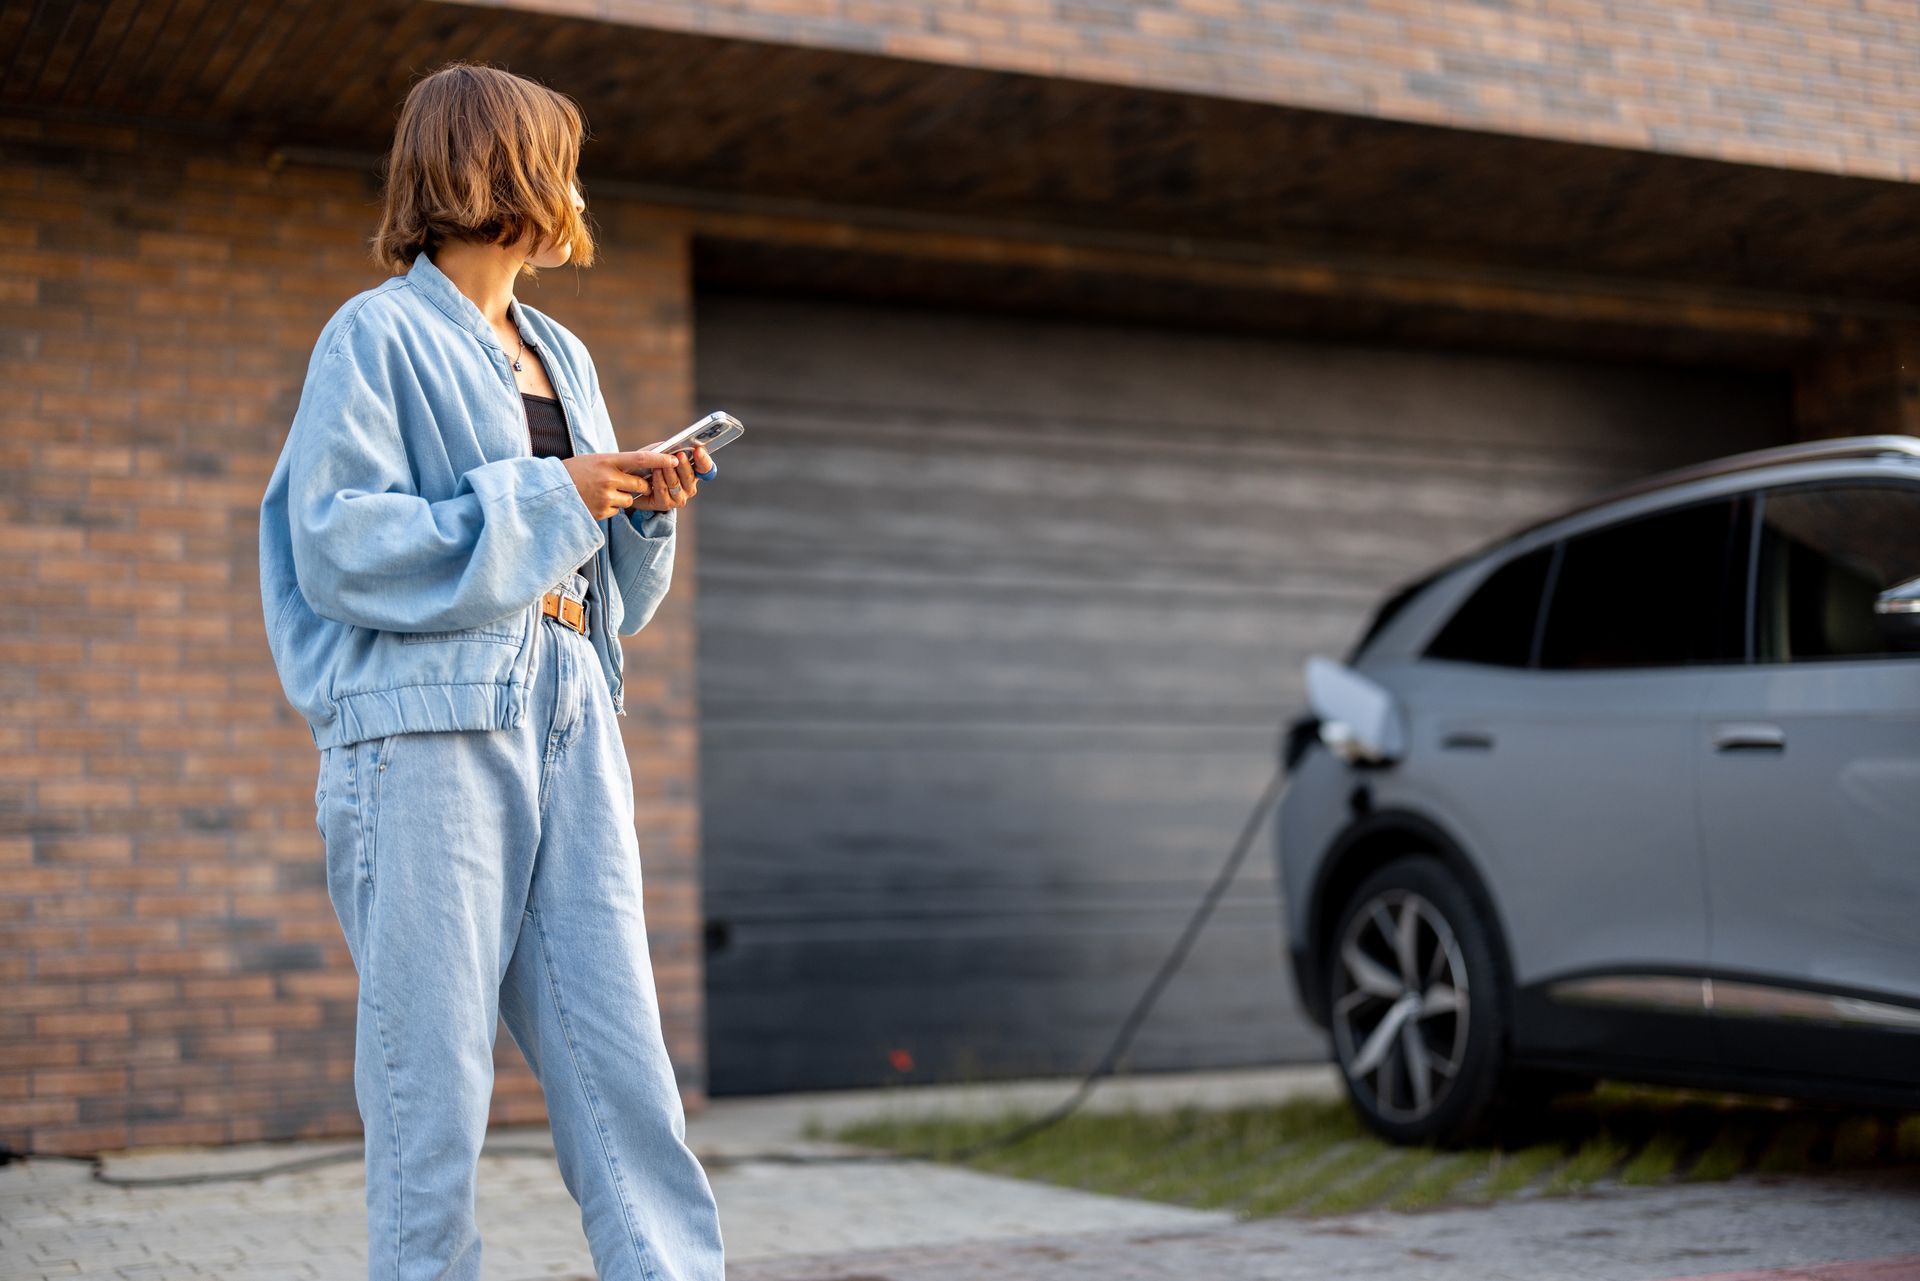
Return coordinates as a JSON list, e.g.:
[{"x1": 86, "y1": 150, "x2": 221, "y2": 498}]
[{"x1": 646, "y1": 411, "x2": 743, "y2": 460}]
